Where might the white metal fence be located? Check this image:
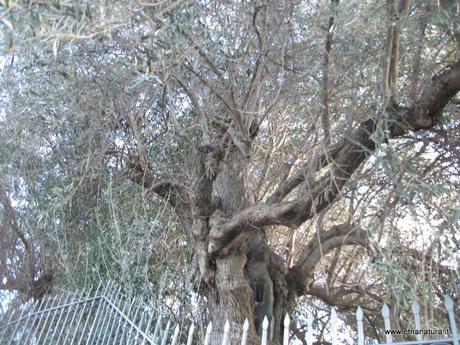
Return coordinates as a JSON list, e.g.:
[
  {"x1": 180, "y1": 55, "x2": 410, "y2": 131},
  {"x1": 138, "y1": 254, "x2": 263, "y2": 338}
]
[{"x1": 0, "y1": 283, "x2": 458, "y2": 345}]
